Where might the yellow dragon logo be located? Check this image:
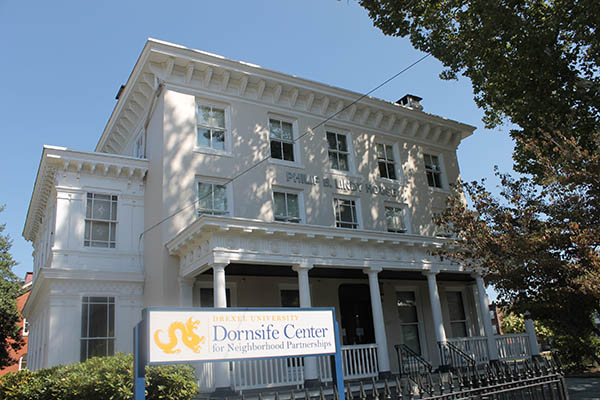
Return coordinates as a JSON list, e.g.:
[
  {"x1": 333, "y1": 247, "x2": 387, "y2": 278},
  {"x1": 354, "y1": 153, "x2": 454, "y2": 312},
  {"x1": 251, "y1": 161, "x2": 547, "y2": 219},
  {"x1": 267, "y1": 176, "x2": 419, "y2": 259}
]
[{"x1": 153, "y1": 317, "x2": 206, "y2": 354}]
